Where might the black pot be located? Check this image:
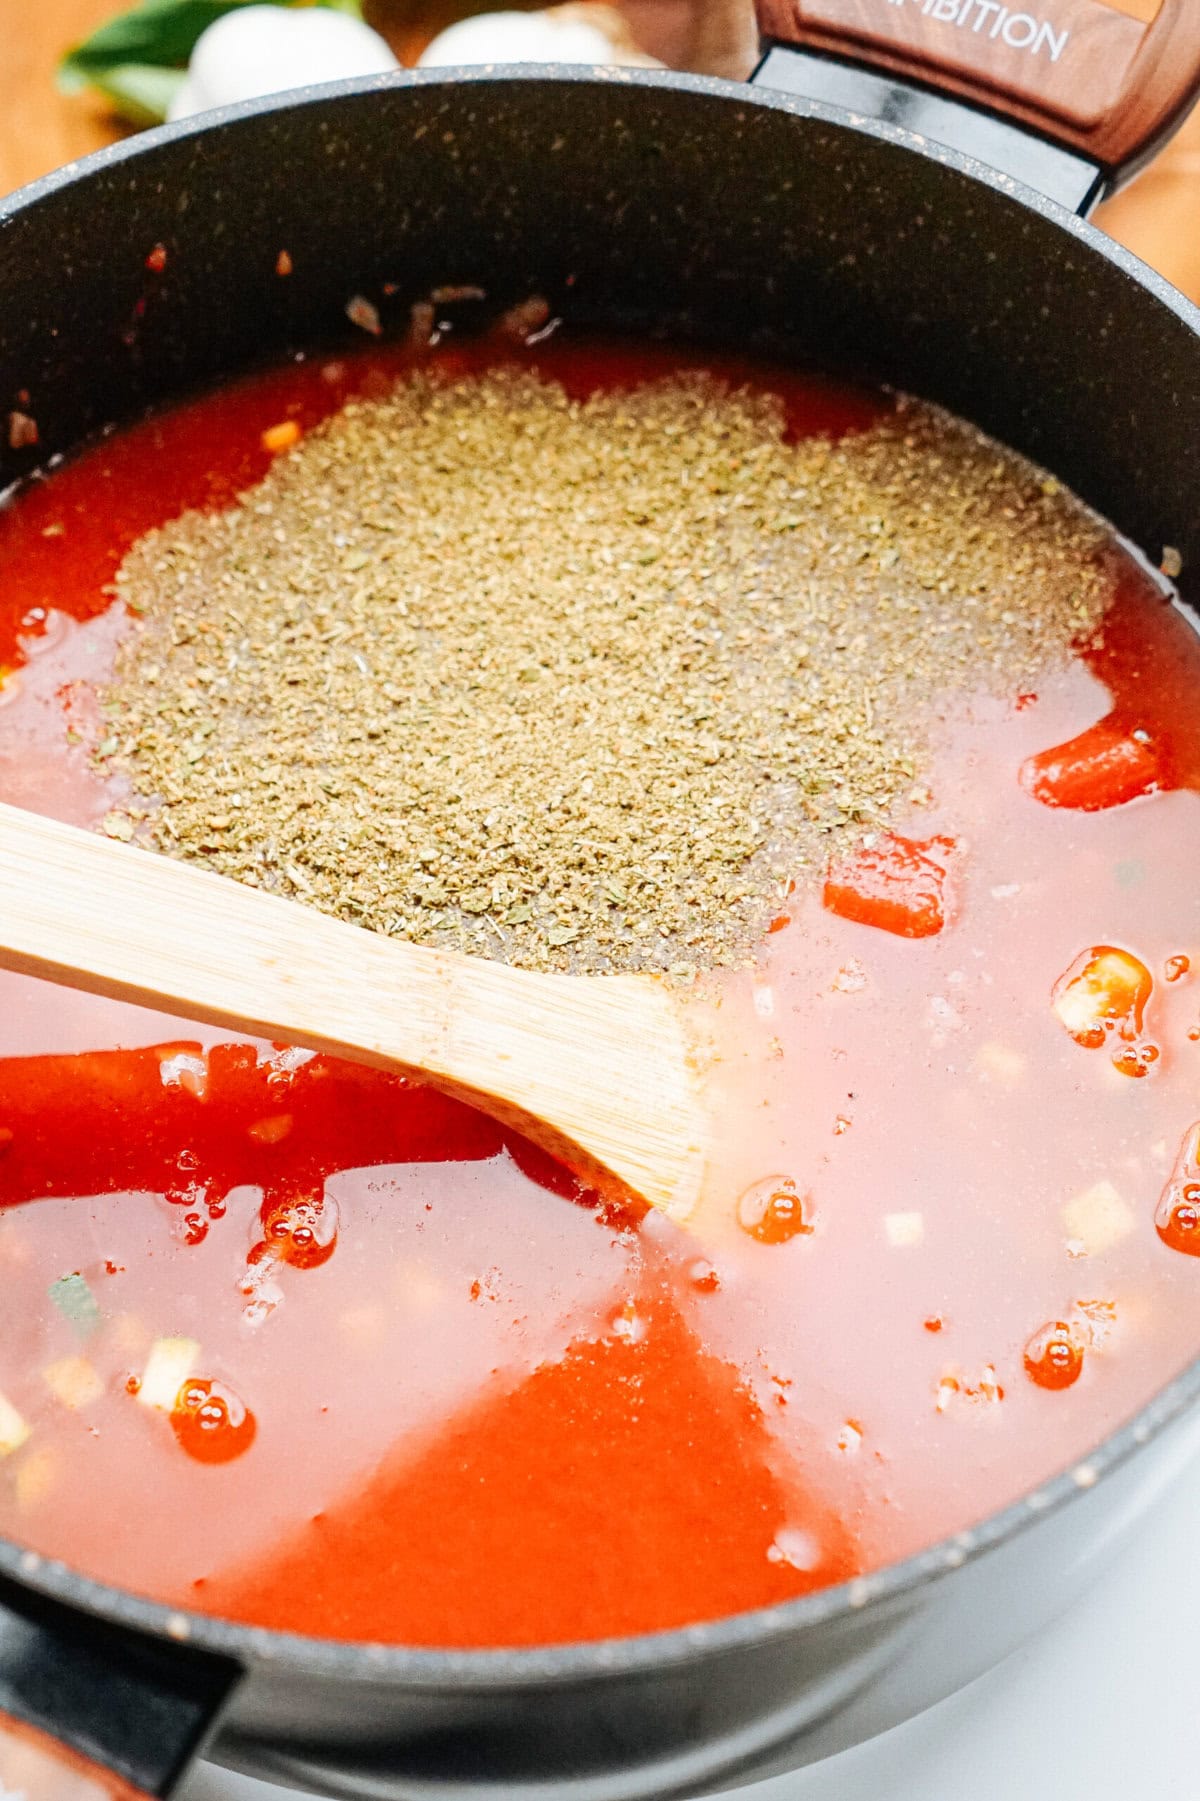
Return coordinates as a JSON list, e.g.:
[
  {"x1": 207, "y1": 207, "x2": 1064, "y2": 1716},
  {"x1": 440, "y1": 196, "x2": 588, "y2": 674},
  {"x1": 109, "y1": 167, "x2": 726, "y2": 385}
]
[{"x1": 1, "y1": 4, "x2": 1199, "y2": 1795}]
